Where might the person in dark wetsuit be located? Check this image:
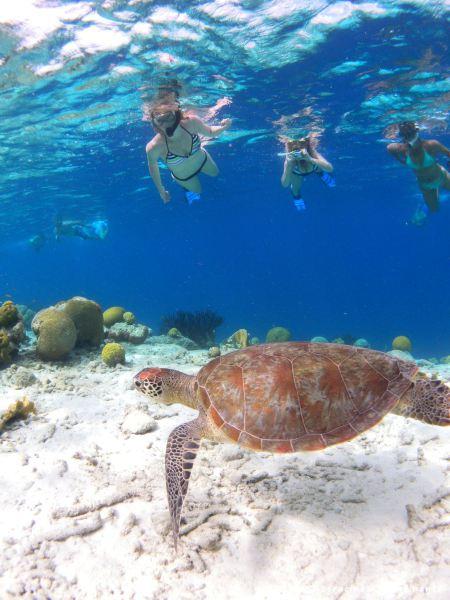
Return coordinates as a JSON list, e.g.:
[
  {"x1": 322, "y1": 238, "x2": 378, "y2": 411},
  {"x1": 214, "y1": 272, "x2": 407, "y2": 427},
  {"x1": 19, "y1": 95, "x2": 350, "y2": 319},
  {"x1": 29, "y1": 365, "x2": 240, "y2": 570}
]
[
  {"x1": 387, "y1": 121, "x2": 450, "y2": 221},
  {"x1": 281, "y1": 136, "x2": 334, "y2": 211},
  {"x1": 145, "y1": 98, "x2": 231, "y2": 205}
]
